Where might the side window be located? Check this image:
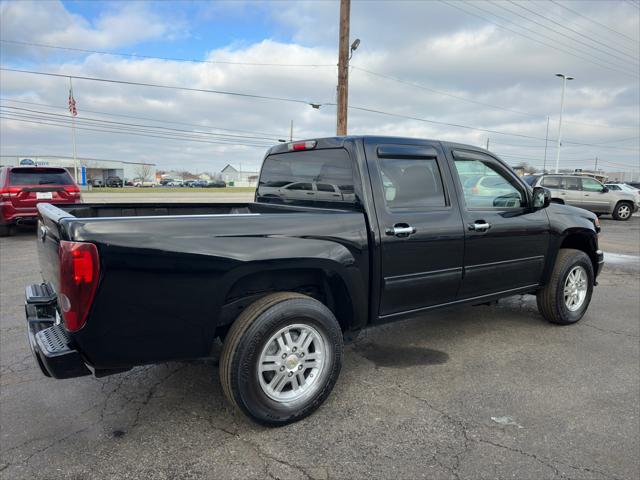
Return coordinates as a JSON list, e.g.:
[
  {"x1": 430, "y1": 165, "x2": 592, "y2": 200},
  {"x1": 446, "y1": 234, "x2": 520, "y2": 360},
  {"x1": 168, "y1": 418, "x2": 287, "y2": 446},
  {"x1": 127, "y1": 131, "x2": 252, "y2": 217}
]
[
  {"x1": 454, "y1": 158, "x2": 524, "y2": 209},
  {"x1": 582, "y1": 178, "x2": 604, "y2": 192},
  {"x1": 286, "y1": 182, "x2": 312, "y2": 191},
  {"x1": 378, "y1": 158, "x2": 446, "y2": 209},
  {"x1": 542, "y1": 176, "x2": 562, "y2": 188},
  {"x1": 564, "y1": 177, "x2": 581, "y2": 191},
  {"x1": 316, "y1": 183, "x2": 335, "y2": 192}
]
